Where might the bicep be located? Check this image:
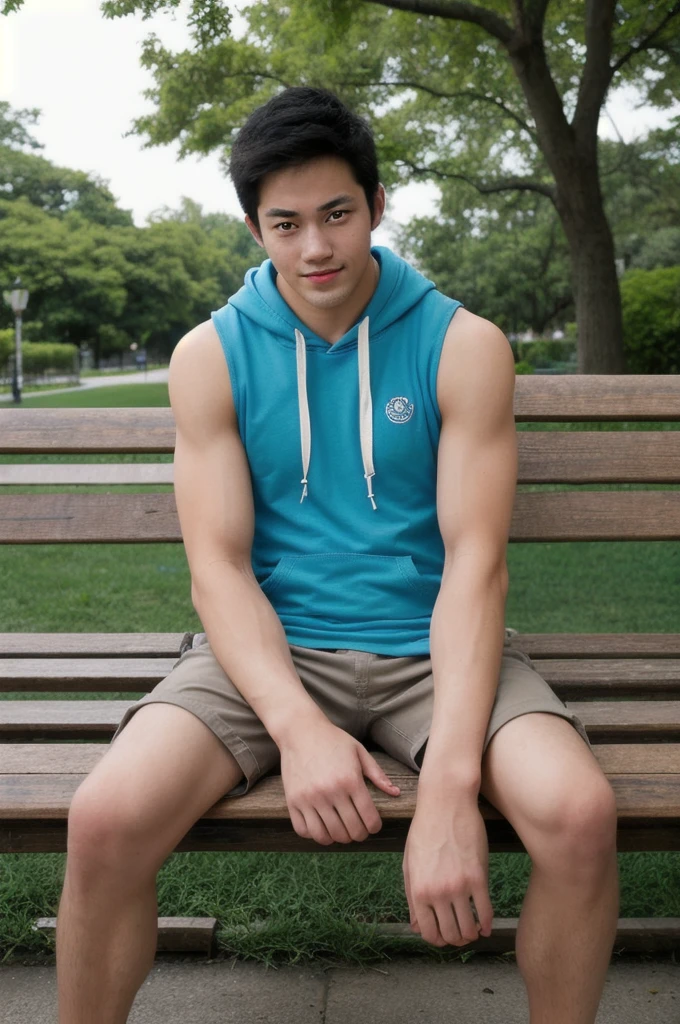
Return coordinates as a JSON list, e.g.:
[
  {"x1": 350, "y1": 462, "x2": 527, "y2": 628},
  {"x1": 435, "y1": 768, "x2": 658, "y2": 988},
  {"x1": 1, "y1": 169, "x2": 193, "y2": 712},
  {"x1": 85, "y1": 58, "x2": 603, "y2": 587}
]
[
  {"x1": 436, "y1": 312, "x2": 517, "y2": 565},
  {"x1": 169, "y1": 321, "x2": 255, "y2": 578}
]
